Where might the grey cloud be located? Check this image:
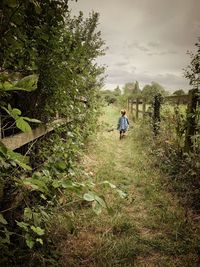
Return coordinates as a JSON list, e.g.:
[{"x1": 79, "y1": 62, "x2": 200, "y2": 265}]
[
  {"x1": 147, "y1": 50, "x2": 178, "y2": 56},
  {"x1": 127, "y1": 41, "x2": 178, "y2": 56},
  {"x1": 70, "y1": 0, "x2": 199, "y2": 90},
  {"x1": 116, "y1": 61, "x2": 129, "y2": 66},
  {"x1": 147, "y1": 41, "x2": 161, "y2": 48},
  {"x1": 127, "y1": 41, "x2": 150, "y2": 52},
  {"x1": 106, "y1": 68, "x2": 136, "y2": 84}
]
